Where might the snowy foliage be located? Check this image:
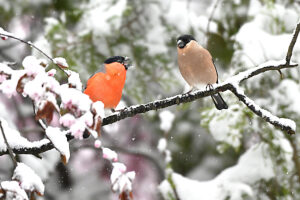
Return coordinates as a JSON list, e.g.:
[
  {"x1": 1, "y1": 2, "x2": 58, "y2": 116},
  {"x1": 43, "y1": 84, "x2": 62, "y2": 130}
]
[
  {"x1": 159, "y1": 143, "x2": 275, "y2": 200},
  {"x1": 0, "y1": 0, "x2": 300, "y2": 199}
]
